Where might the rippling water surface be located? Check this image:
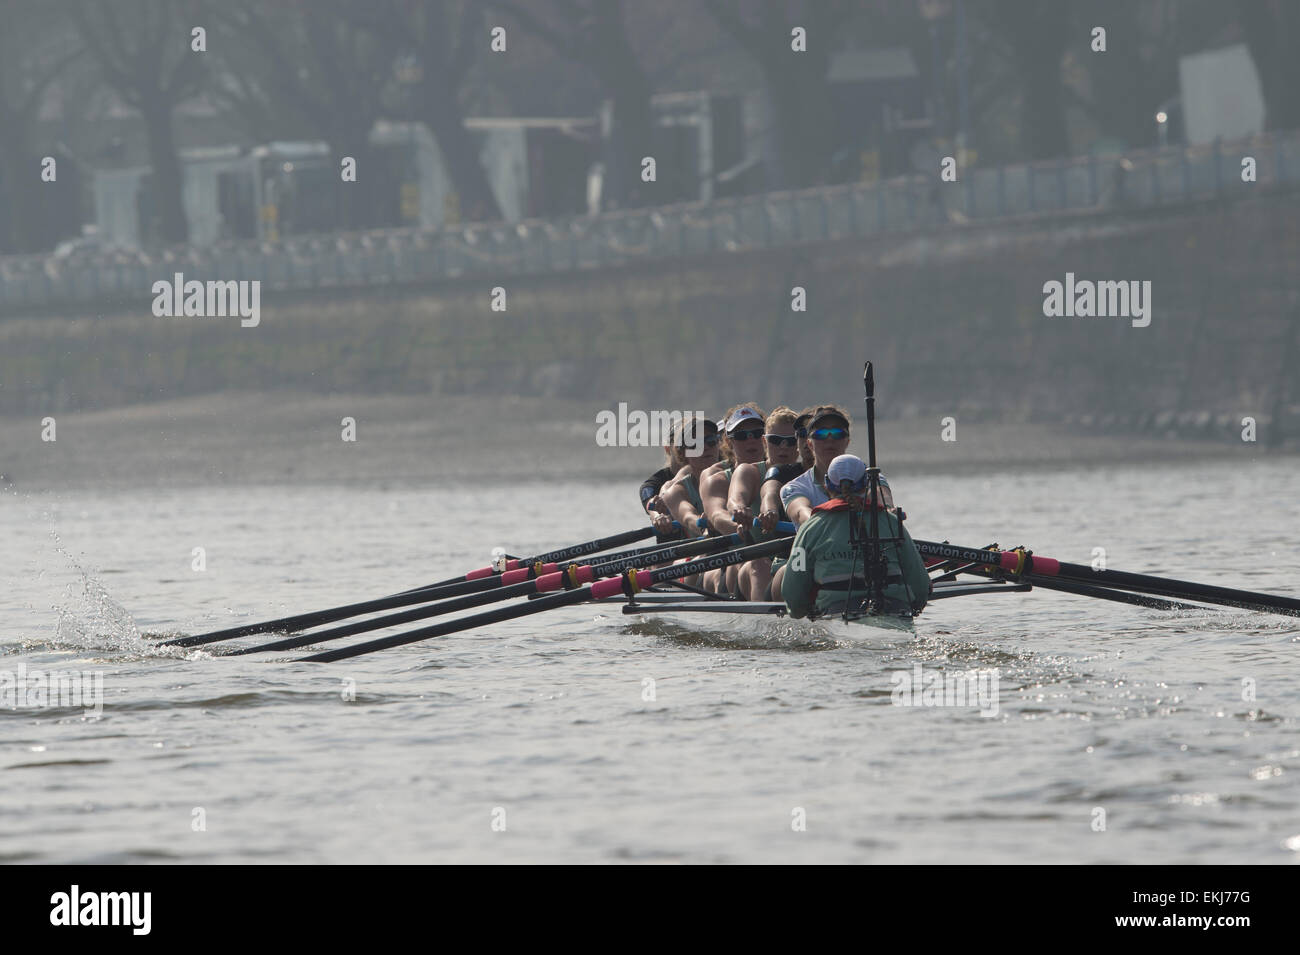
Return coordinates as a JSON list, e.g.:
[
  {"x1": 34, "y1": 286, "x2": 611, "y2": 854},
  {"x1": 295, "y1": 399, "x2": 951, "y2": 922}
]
[{"x1": 3, "y1": 459, "x2": 1299, "y2": 863}]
